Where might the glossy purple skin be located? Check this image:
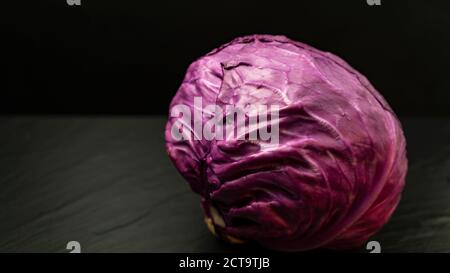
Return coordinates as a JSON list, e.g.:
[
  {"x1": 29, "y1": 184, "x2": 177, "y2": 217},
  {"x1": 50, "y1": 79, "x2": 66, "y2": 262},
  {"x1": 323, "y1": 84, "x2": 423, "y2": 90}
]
[{"x1": 165, "y1": 35, "x2": 407, "y2": 251}]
